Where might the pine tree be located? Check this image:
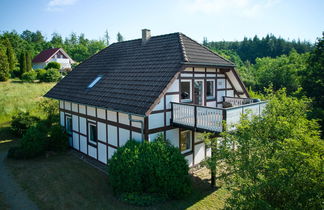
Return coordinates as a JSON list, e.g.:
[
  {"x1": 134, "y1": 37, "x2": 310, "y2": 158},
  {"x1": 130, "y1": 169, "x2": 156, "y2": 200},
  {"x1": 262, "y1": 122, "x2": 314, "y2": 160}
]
[
  {"x1": 25, "y1": 51, "x2": 32, "y2": 72},
  {"x1": 0, "y1": 45, "x2": 10, "y2": 81},
  {"x1": 117, "y1": 32, "x2": 124, "y2": 42},
  {"x1": 104, "y1": 29, "x2": 110, "y2": 46},
  {"x1": 19, "y1": 52, "x2": 27, "y2": 75}
]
